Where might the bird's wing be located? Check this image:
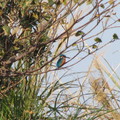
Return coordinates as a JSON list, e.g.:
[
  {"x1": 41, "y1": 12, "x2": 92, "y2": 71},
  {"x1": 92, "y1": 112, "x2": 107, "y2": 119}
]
[{"x1": 56, "y1": 58, "x2": 66, "y2": 68}]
